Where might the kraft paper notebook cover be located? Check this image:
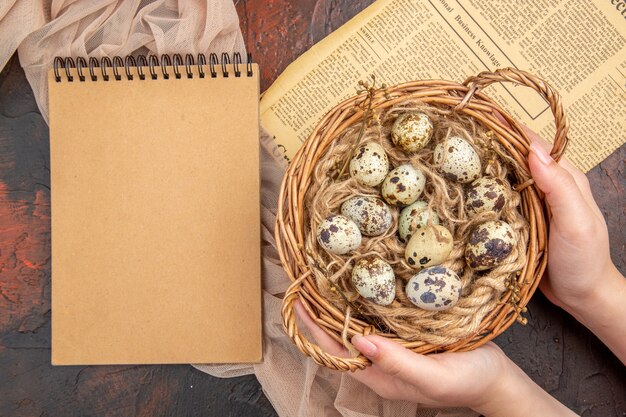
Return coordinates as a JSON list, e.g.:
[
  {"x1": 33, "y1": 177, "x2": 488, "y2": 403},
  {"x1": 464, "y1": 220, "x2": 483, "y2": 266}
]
[{"x1": 48, "y1": 53, "x2": 261, "y2": 365}]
